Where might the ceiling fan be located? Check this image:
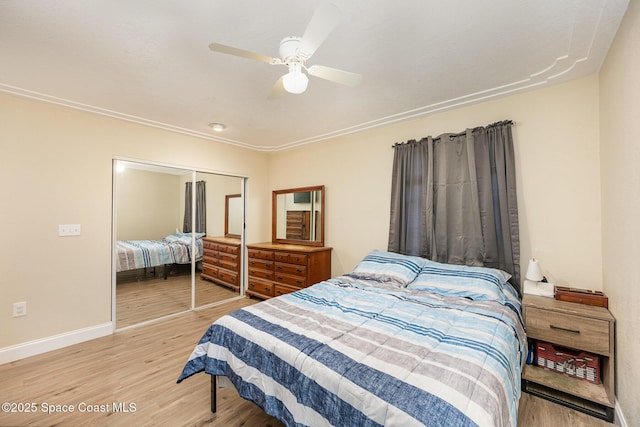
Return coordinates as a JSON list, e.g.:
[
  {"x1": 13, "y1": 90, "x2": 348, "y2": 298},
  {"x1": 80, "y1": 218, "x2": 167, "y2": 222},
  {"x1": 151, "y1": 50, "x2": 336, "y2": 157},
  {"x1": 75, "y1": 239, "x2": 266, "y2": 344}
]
[{"x1": 208, "y1": 3, "x2": 362, "y2": 97}]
